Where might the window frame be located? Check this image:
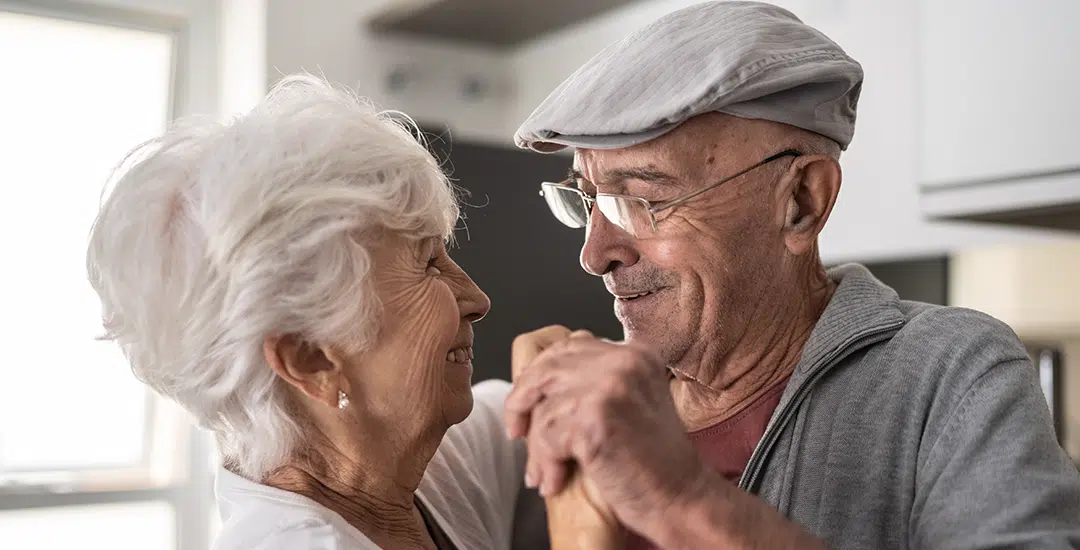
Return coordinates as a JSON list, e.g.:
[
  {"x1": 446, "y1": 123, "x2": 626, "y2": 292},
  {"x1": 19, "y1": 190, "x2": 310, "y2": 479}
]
[{"x1": 0, "y1": 2, "x2": 216, "y2": 550}]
